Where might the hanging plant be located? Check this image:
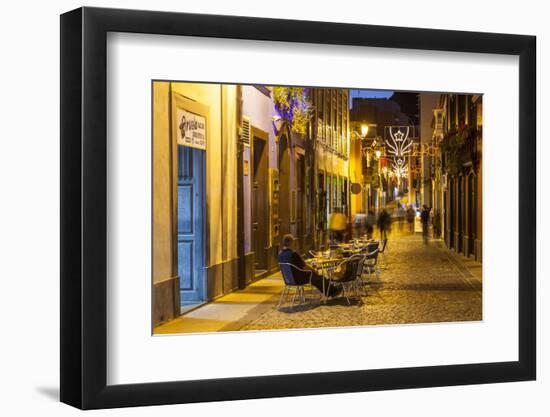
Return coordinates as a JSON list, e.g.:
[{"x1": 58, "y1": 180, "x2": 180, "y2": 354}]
[
  {"x1": 272, "y1": 87, "x2": 312, "y2": 135},
  {"x1": 441, "y1": 125, "x2": 474, "y2": 176}
]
